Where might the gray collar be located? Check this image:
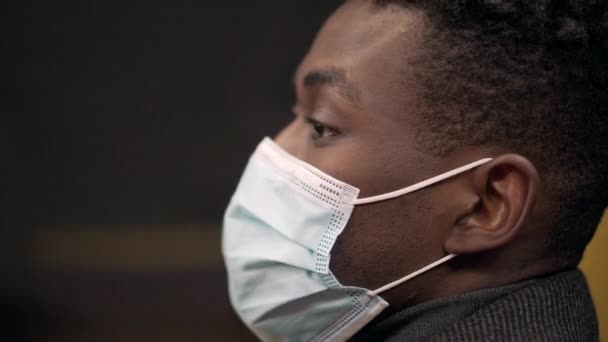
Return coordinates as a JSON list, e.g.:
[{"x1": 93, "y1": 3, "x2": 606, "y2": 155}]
[{"x1": 353, "y1": 272, "x2": 569, "y2": 341}]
